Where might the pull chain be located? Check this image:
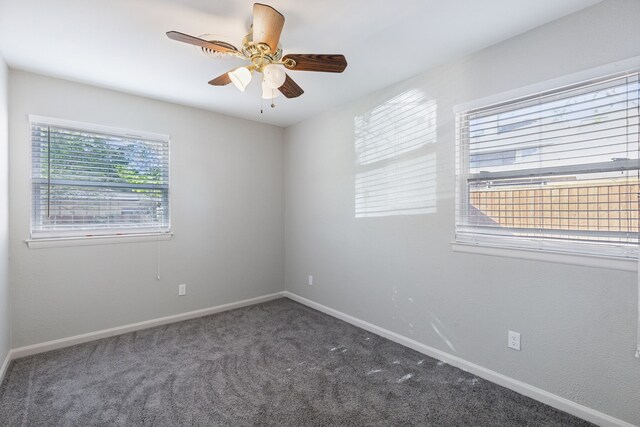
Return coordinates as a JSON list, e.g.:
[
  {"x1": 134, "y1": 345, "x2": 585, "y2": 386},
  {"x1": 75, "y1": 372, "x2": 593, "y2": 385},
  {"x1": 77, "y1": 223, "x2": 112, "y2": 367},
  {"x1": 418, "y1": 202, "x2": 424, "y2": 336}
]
[{"x1": 156, "y1": 236, "x2": 161, "y2": 281}]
